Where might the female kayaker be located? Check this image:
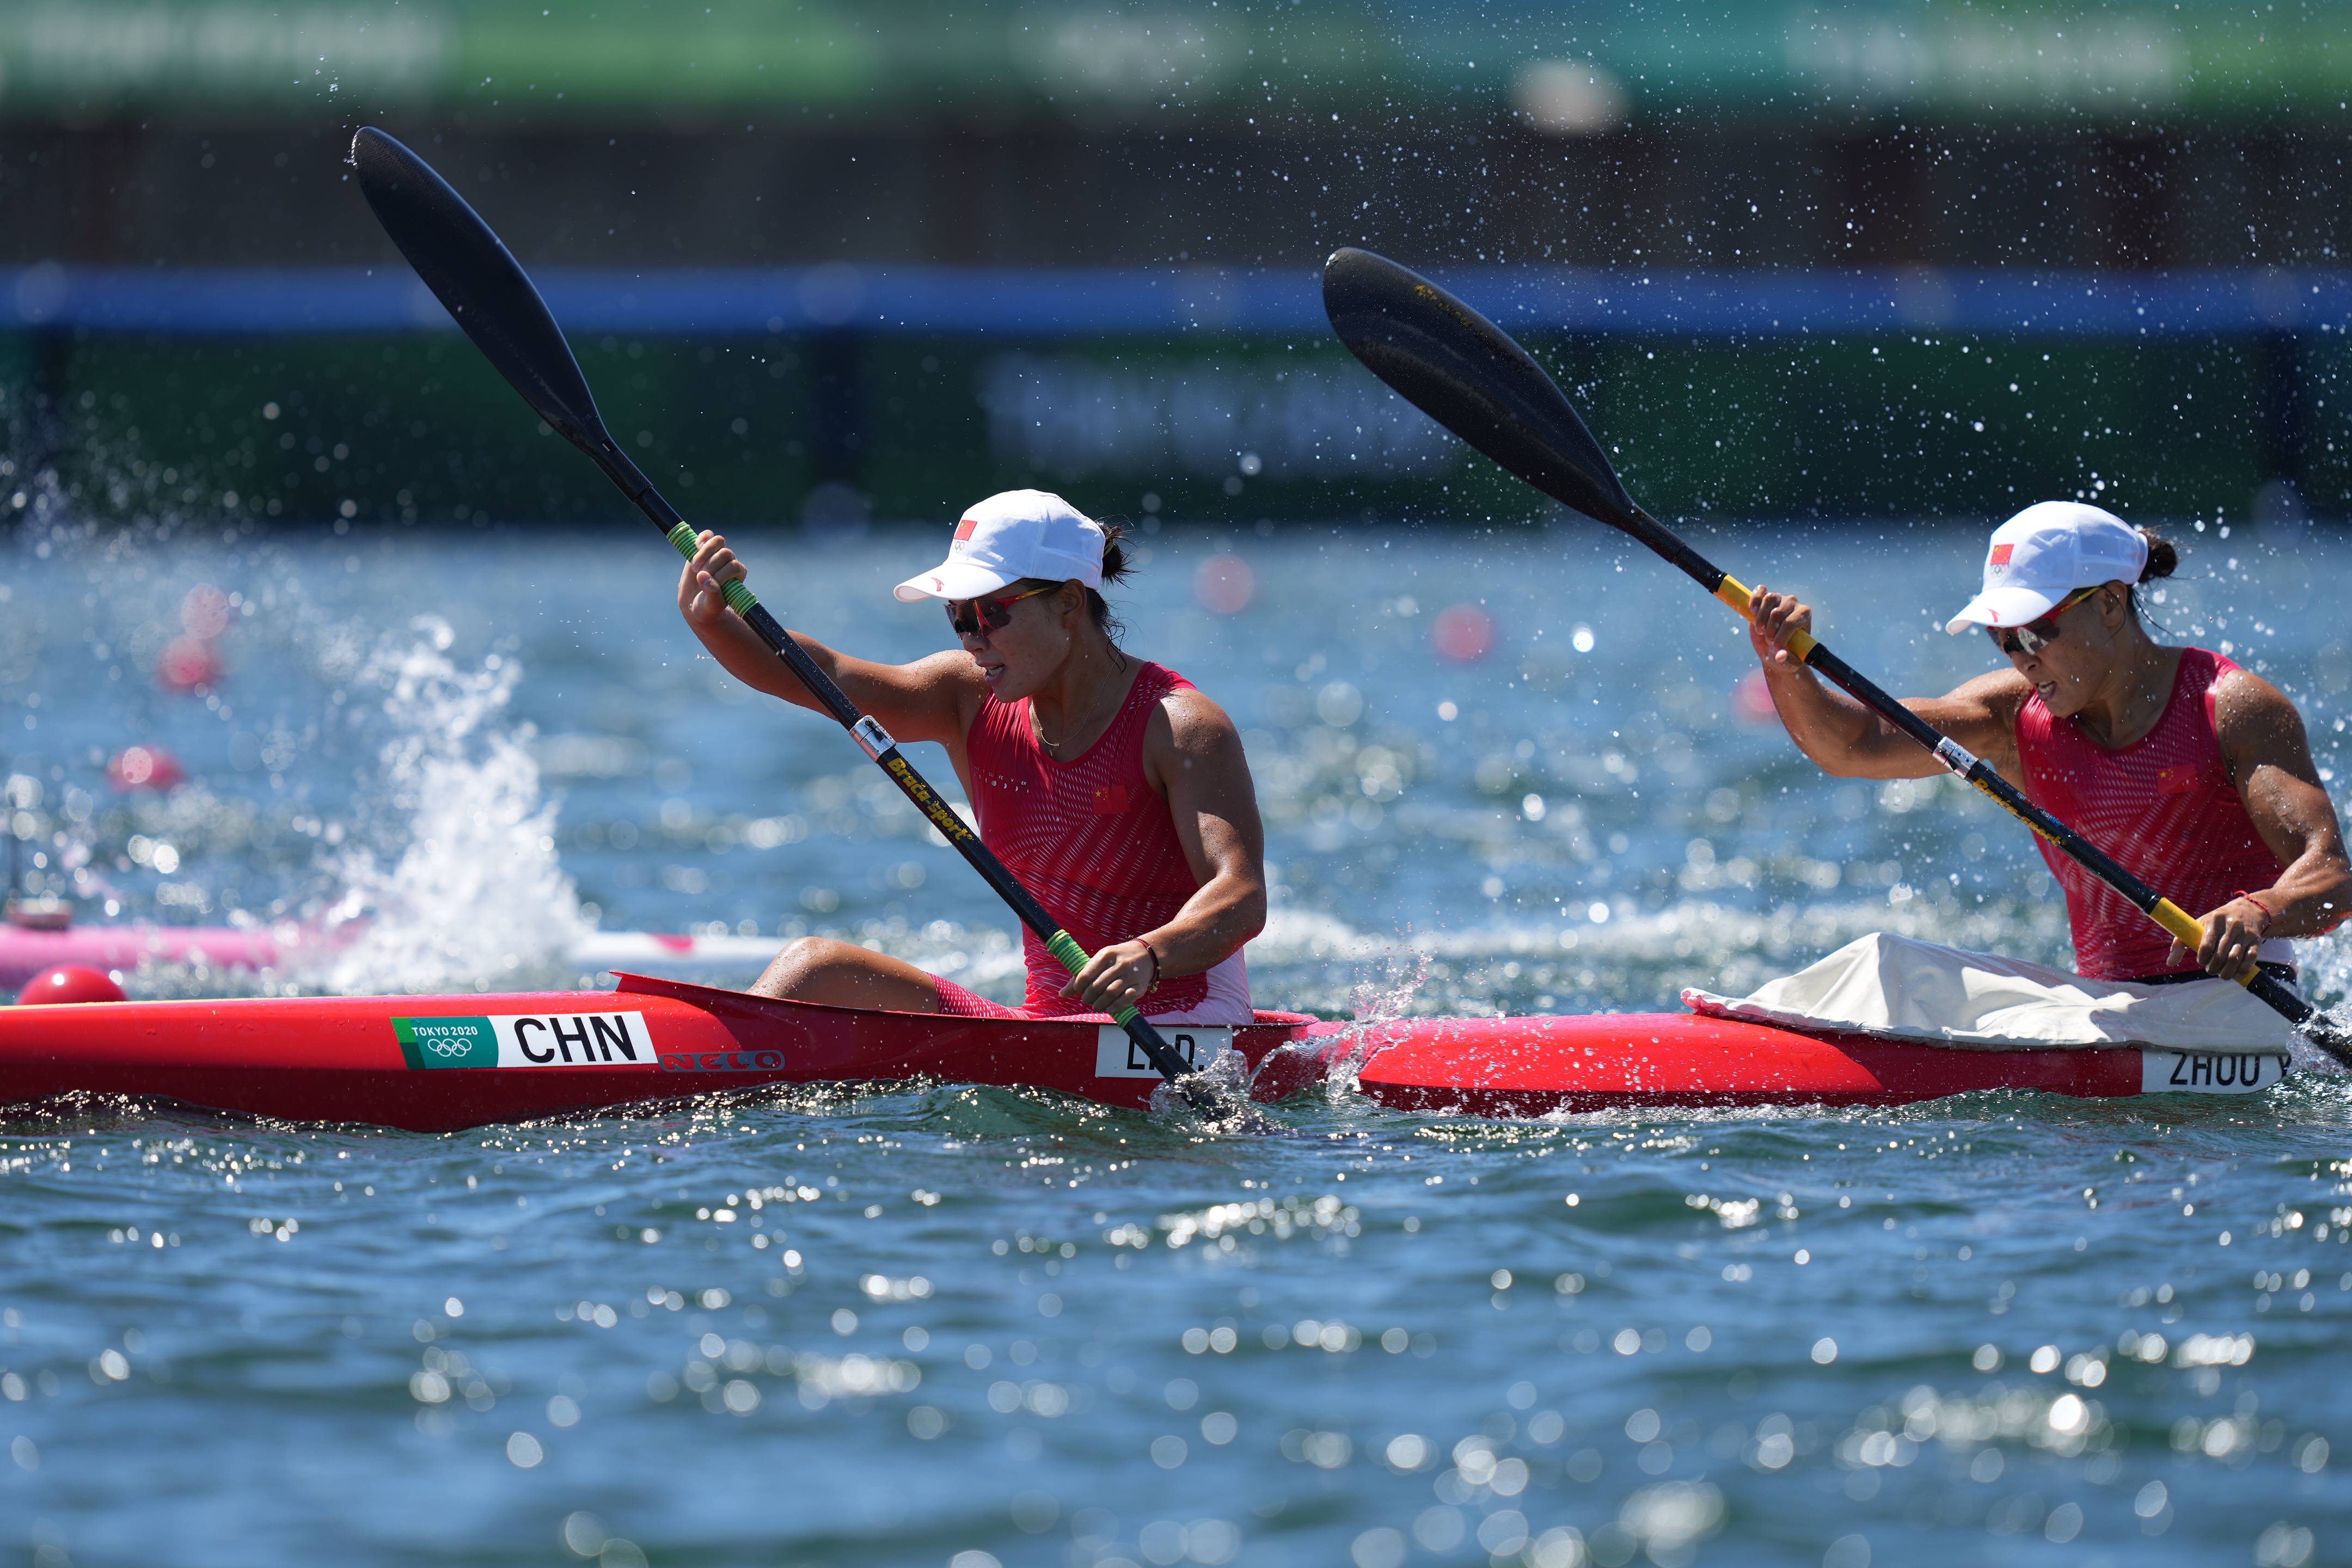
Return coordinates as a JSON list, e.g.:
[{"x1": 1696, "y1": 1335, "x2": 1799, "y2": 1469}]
[
  {"x1": 1745, "y1": 500, "x2": 2352, "y2": 985},
  {"x1": 676, "y1": 488, "x2": 1265, "y2": 1022}
]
